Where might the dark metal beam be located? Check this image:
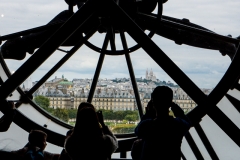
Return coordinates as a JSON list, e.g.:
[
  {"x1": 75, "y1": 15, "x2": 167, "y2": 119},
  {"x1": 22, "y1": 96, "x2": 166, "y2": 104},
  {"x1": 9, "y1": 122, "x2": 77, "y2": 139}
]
[
  {"x1": 194, "y1": 124, "x2": 219, "y2": 160},
  {"x1": 109, "y1": 27, "x2": 116, "y2": 51},
  {"x1": 120, "y1": 31, "x2": 143, "y2": 117},
  {"x1": 185, "y1": 132, "x2": 205, "y2": 160},
  {"x1": 207, "y1": 45, "x2": 240, "y2": 106},
  {"x1": 0, "y1": 22, "x2": 64, "y2": 41},
  {"x1": 27, "y1": 26, "x2": 98, "y2": 95},
  {"x1": 181, "y1": 152, "x2": 187, "y2": 160},
  {"x1": 0, "y1": 0, "x2": 99, "y2": 101},
  {"x1": 226, "y1": 94, "x2": 240, "y2": 113},
  {"x1": 191, "y1": 102, "x2": 240, "y2": 148},
  {"x1": 207, "y1": 105, "x2": 240, "y2": 147},
  {"x1": 233, "y1": 83, "x2": 240, "y2": 92},
  {"x1": 139, "y1": 12, "x2": 240, "y2": 115},
  {"x1": 14, "y1": 110, "x2": 65, "y2": 147},
  {"x1": 138, "y1": 13, "x2": 239, "y2": 45},
  {"x1": 189, "y1": 45, "x2": 240, "y2": 122},
  {"x1": 57, "y1": 48, "x2": 69, "y2": 53},
  {"x1": 87, "y1": 33, "x2": 109, "y2": 103}
]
